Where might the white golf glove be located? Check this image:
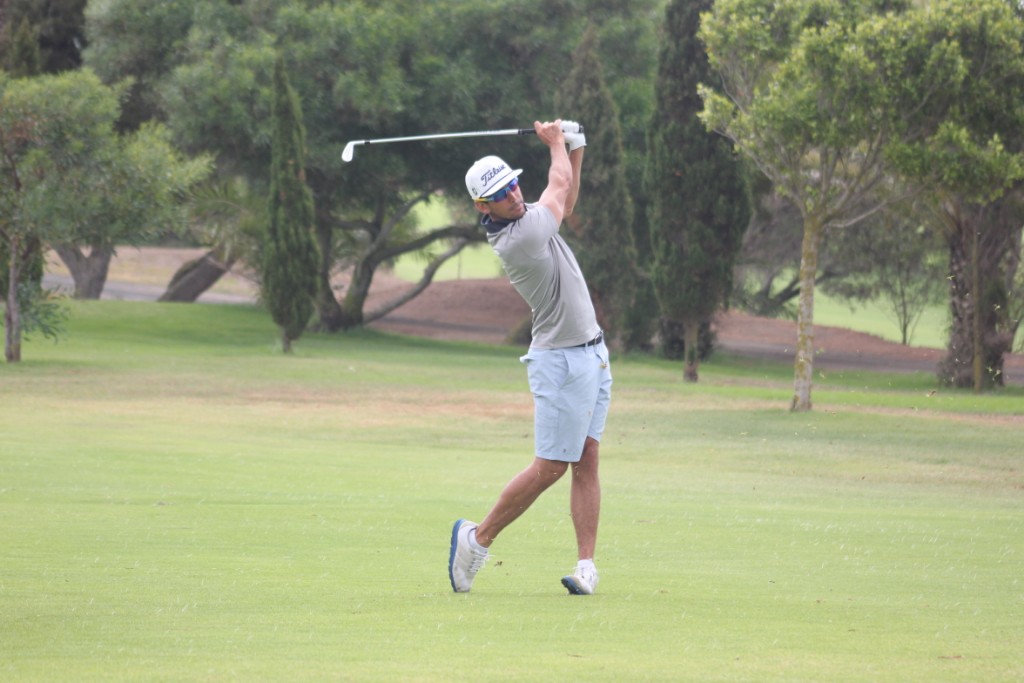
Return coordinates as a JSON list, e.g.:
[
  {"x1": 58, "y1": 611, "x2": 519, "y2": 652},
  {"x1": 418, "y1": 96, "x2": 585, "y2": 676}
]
[{"x1": 561, "y1": 120, "x2": 586, "y2": 151}]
